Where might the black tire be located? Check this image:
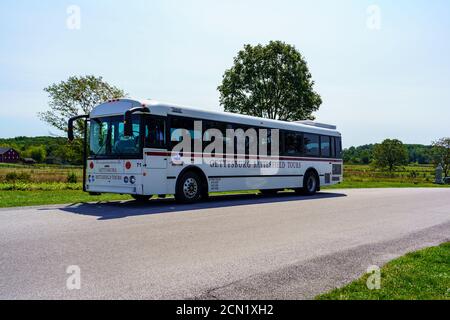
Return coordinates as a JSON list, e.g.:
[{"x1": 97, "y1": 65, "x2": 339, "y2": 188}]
[
  {"x1": 175, "y1": 171, "x2": 203, "y2": 203},
  {"x1": 302, "y1": 171, "x2": 319, "y2": 196},
  {"x1": 132, "y1": 195, "x2": 152, "y2": 202}
]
